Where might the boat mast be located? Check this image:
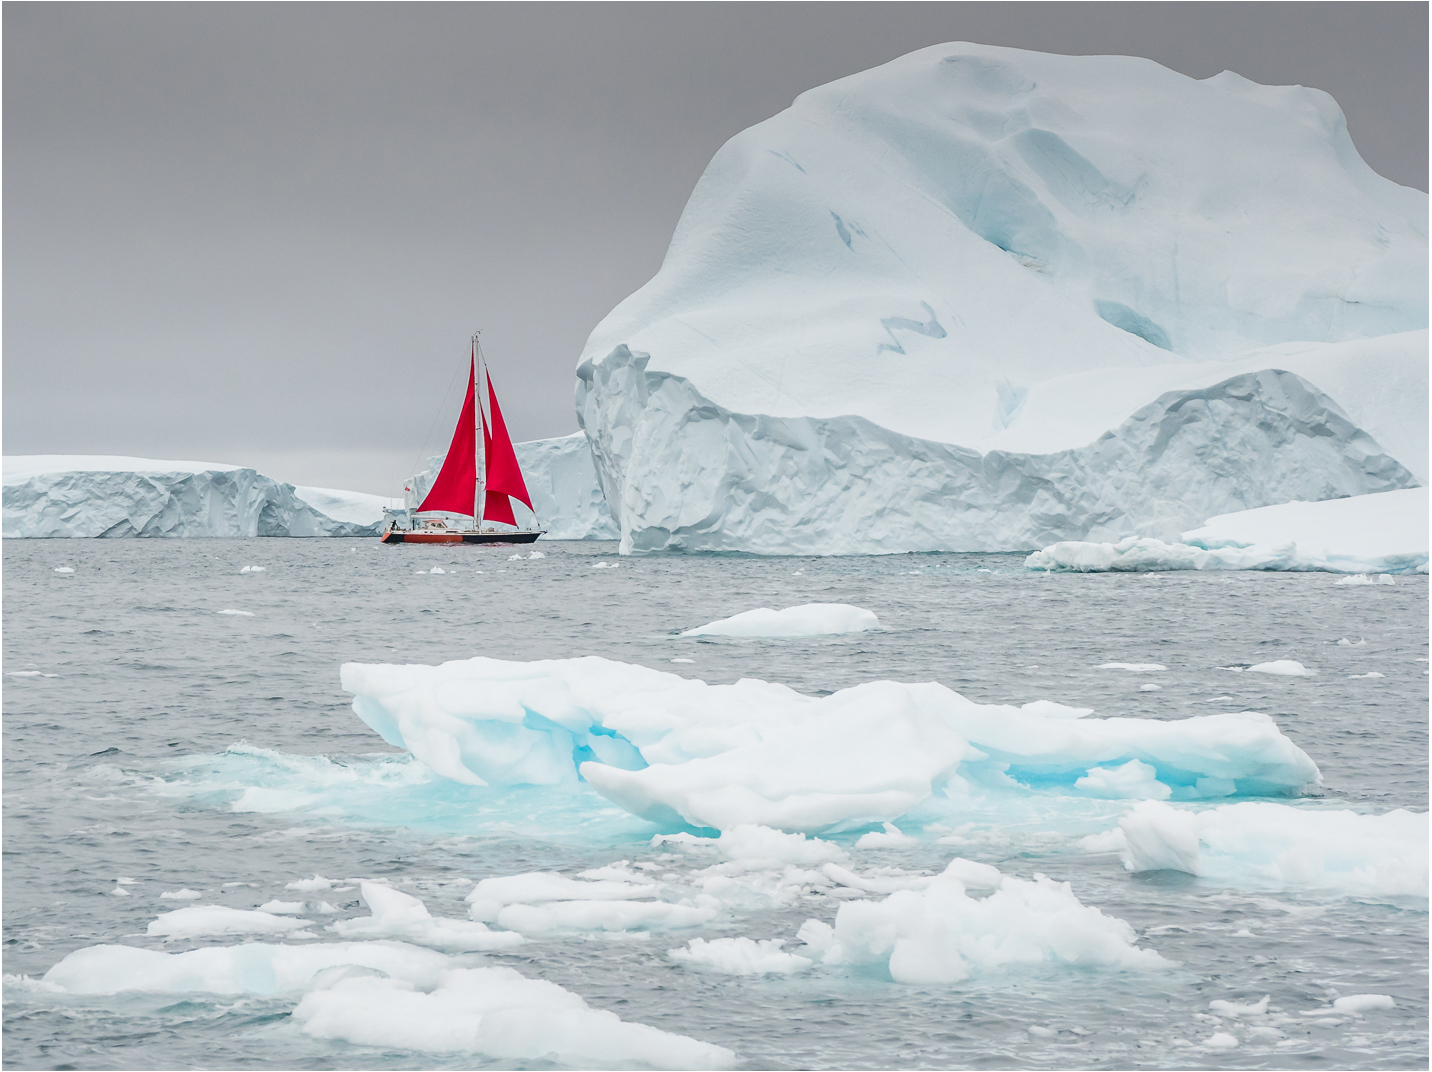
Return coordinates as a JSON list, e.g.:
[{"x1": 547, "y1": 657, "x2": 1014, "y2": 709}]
[{"x1": 473, "y1": 332, "x2": 487, "y2": 530}]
